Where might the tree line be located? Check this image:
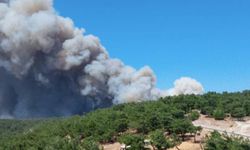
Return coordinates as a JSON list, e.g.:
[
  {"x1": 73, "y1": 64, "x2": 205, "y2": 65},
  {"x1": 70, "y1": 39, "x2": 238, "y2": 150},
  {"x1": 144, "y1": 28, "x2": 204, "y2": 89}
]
[{"x1": 0, "y1": 91, "x2": 250, "y2": 149}]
